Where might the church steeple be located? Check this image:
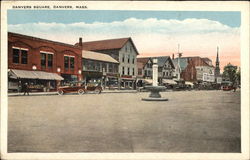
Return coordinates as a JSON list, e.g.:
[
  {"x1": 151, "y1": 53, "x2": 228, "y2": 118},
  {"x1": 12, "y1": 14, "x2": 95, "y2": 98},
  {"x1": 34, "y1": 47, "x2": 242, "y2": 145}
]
[{"x1": 215, "y1": 46, "x2": 220, "y2": 76}]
